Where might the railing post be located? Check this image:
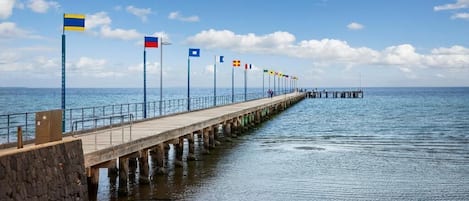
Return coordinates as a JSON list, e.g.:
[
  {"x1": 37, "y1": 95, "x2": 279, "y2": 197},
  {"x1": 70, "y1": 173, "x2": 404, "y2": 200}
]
[
  {"x1": 81, "y1": 109, "x2": 84, "y2": 130},
  {"x1": 121, "y1": 115, "x2": 124, "y2": 143},
  {"x1": 25, "y1": 113, "x2": 28, "y2": 141},
  {"x1": 7, "y1": 114, "x2": 10, "y2": 143},
  {"x1": 17, "y1": 126, "x2": 23, "y2": 149},
  {"x1": 69, "y1": 110, "x2": 73, "y2": 133},
  {"x1": 110, "y1": 117, "x2": 113, "y2": 145}
]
